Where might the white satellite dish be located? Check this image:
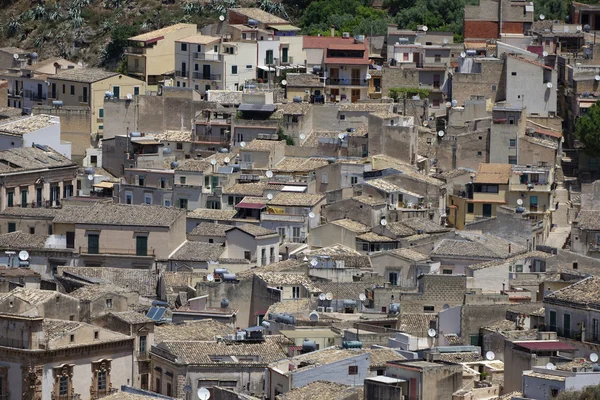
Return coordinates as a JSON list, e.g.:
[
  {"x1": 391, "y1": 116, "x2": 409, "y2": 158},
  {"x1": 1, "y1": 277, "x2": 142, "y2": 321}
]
[
  {"x1": 445, "y1": 102, "x2": 452, "y2": 108},
  {"x1": 591, "y1": 353, "x2": 599, "y2": 363},
  {"x1": 265, "y1": 170, "x2": 274, "y2": 178},
  {"x1": 542, "y1": 51, "x2": 548, "y2": 57},
  {"x1": 427, "y1": 328, "x2": 437, "y2": 338},
  {"x1": 87, "y1": 174, "x2": 94, "y2": 181},
  {"x1": 437, "y1": 130, "x2": 445, "y2": 138},
  {"x1": 325, "y1": 292, "x2": 333, "y2": 301},
  {"x1": 267, "y1": 193, "x2": 273, "y2": 200},
  {"x1": 451, "y1": 99, "x2": 458, "y2": 107},
  {"x1": 546, "y1": 82, "x2": 553, "y2": 89},
  {"x1": 443, "y1": 38, "x2": 449, "y2": 44},
  {"x1": 365, "y1": 73, "x2": 372, "y2": 80},
  {"x1": 310, "y1": 259, "x2": 318, "y2": 267},
  {"x1": 423, "y1": 121, "x2": 429, "y2": 127},
  {"x1": 338, "y1": 132, "x2": 346, "y2": 140},
  {"x1": 281, "y1": 79, "x2": 287, "y2": 86},
  {"x1": 517, "y1": 199, "x2": 523, "y2": 206},
  {"x1": 197, "y1": 387, "x2": 211, "y2": 400},
  {"x1": 460, "y1": 52, "x2": 467, "y2": 58},
  {"x1": 485, "y1": 351, "x2": 495, "y2": 361},
  {"x1": 13, "y1": 53, "x2": 19, "y2": 60},
  {"x1": 18, "y1": 250, "x2": 29, "y2": 261},
  {"x1": 308, "y1": 212, "x2": 315, "y2": 219},
  {"x1": 240, "y1": 141, "x2": 246, "y2": 147},
  {"x1": 210, "y1": 159, "x2": 217, "y2": 166},
  {"x1": 299, "y1": 134, "x2": 306, "y2": 140},
  {"x1": 224, "y1": 157, "x2": 230, "y2": 164},
  {"x1": 319, "y1": 293, "x2": 327, "y2": 301},
  {"x1": 380, "y1": 218, "x2": 387, "y2": 226},
  {"x1": 359, "y1": 293, "x2": 367, "y2": 302},
  {"x1": 309, "y1": 311, "x2": 319, "y2": 322},
  {"x1": 546, "y1": 362, "x2": 556, "y2": 370},
  {"x1": 422, "y1": 25, "x2": 428, "y2": 32},
  {"x1": 539, "y1": 14, "x2": 545, "y2": 20},
  {"x1": 206, "y1": 274, "x2": 215, "y2": 282},
  {"x1": 126, "y1": 93, "x2": 133, "y2": 100},
  {"x1": 595, "y1": 75, "x2": 600, "y2": 81},
  {"x1": 219, "y1": 15, "x2": 225, "y2": 21}
]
